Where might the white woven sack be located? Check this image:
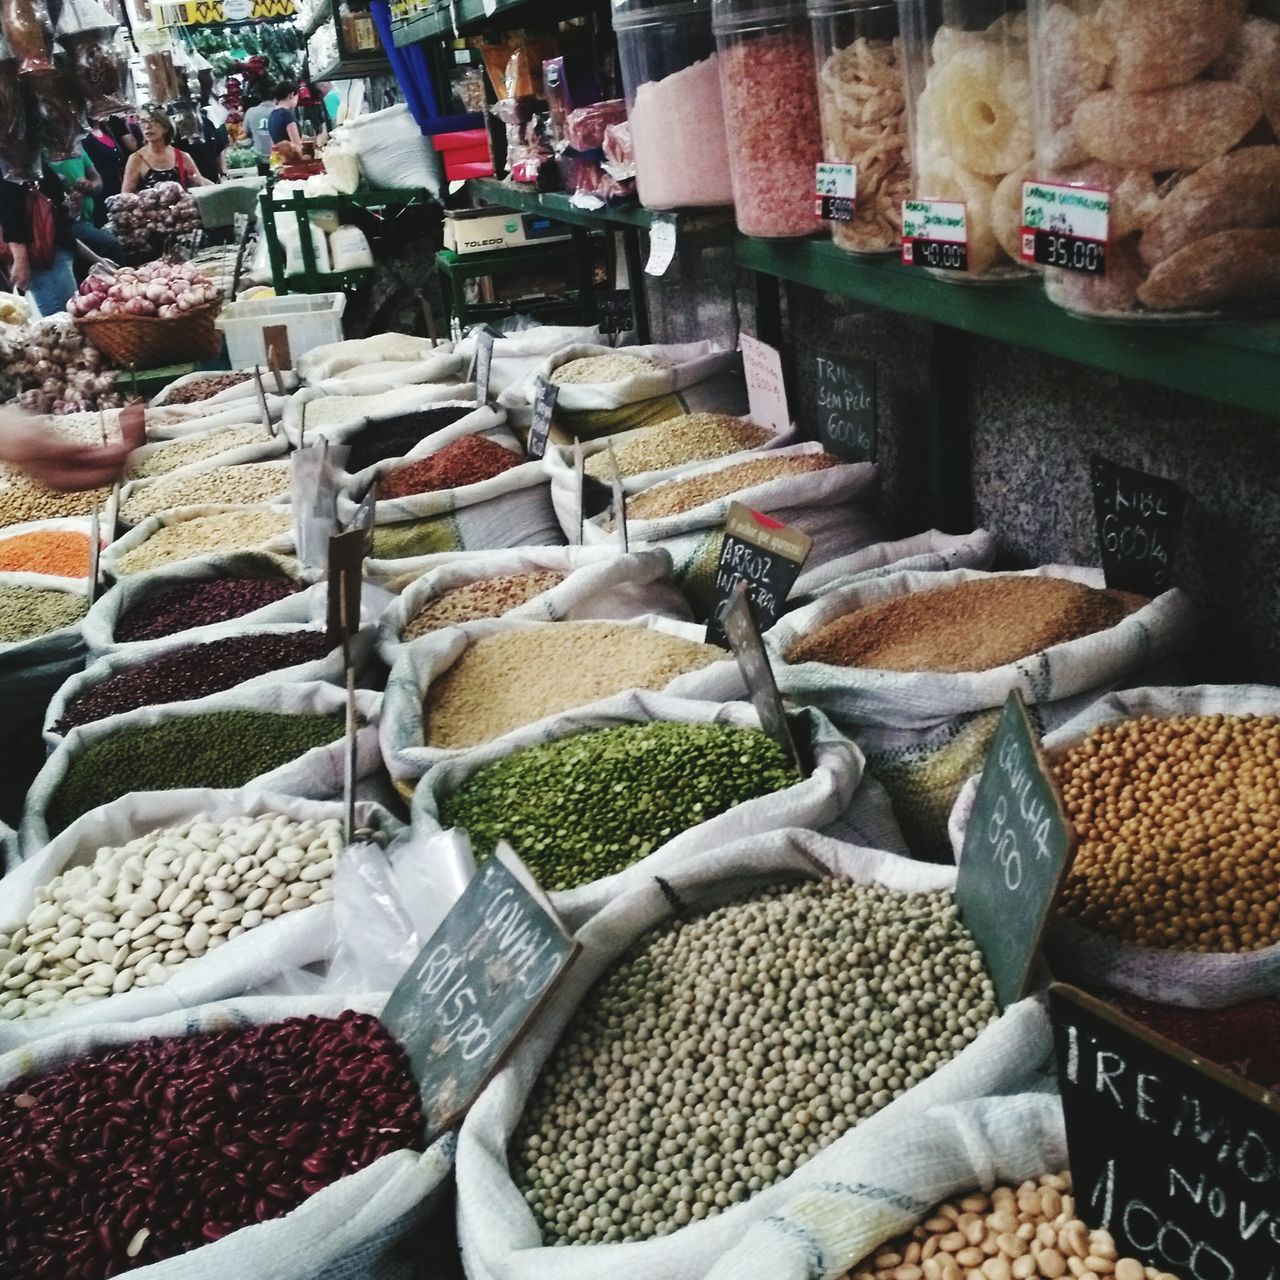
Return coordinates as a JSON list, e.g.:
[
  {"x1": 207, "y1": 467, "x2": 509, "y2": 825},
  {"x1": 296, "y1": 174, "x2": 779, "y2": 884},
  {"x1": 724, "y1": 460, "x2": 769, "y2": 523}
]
[
  {"x1": 703, "y1": 1092, "x2": 1066, "y2": 1280},
  {"x1": 950, "y1": 683, "x2": 1280, "y2": 1010},
  {"x1": 455, "y1": 829, "x2": 1055, "y2": 1280},
  {"x1": 119, "y1": 458, "x2": 294, "y2": 528},
  {"x1": 542, "y1": 417, "x2": 798, "y2": 541},
  {"x1": 146, "y1": 398, "x2": 288, "y2": 441},
  {"x1": 21, "y1": 681, "x2": 383, "y2": 853},
  {"x1": 0, "y1": 570, "x2": 89, "y2": 723},
  {"x1": 297, "y1": 331, "x2": 453, "y2": 384},
  {"x1": 411, "y1": 695, "x2": 862, "y2": 929},
  {"x1": 102, "y1": 503, "x2": 296, "y2": 578},
  {"x1": 454, "y1": 326, "x2": 602, "y2": 399},
  {"x1": 792, "y1": 528, "x2": 998, "y2": 600},
  {"x1": 0, "y1": 992, "x2": 456, "y2": 1280},
  {"x1": 0, "y1": 515, "x2": 103, "y2": 590},
  {"x1": 149, "y1": 369, "x2": 299, "y2": 406},
  {"x1": 284, "y1": 383, "x2": 478, "y2": 448},
  {"x1": 84, "y1": 550, "x2": 314, "y2": 656},
  {"x1": 0, "y1": 788, "x2": 400, "y2": 1049},
  {"x1": 377, "y1": 545, "x2": 691, "y2": 664},
  {"x1": 314, "y1": 350, "x2": 468, "y2": 399},
  {"x1": 381, "y1": 617, "x2": 738, "y2": 784},
  {"x1": 43, "y1": 621, "x2": 373, "y2": 748},
  {"x1": 125, "y1": 425, "x2": 288, "y2": 482}
]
